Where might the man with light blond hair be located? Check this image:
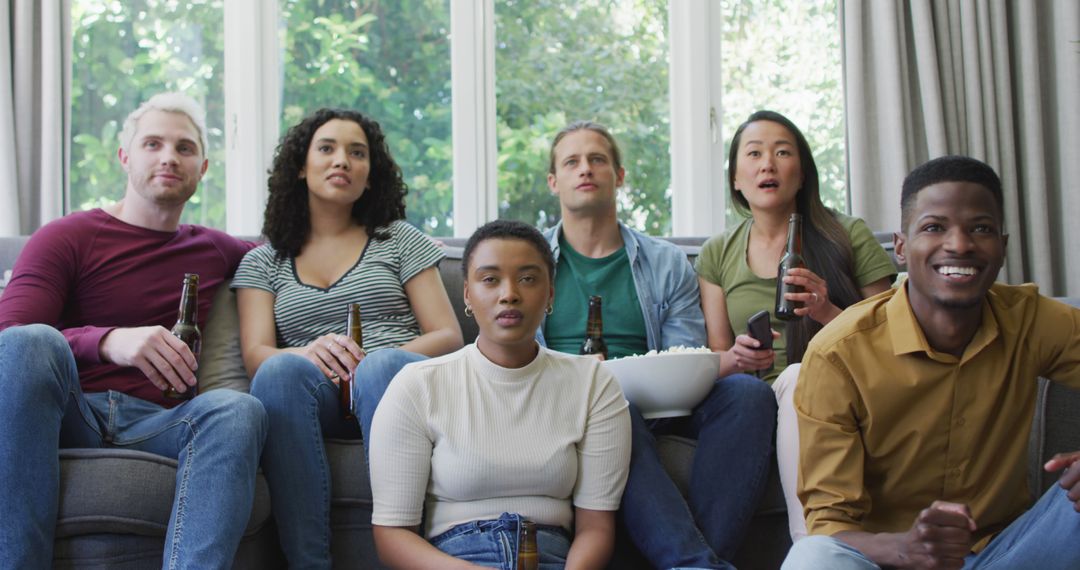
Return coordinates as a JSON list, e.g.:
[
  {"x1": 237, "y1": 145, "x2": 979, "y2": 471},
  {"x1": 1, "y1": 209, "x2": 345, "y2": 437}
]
[{"x1": 0, "y1": 92, "x2": 266, "y2": 568}]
